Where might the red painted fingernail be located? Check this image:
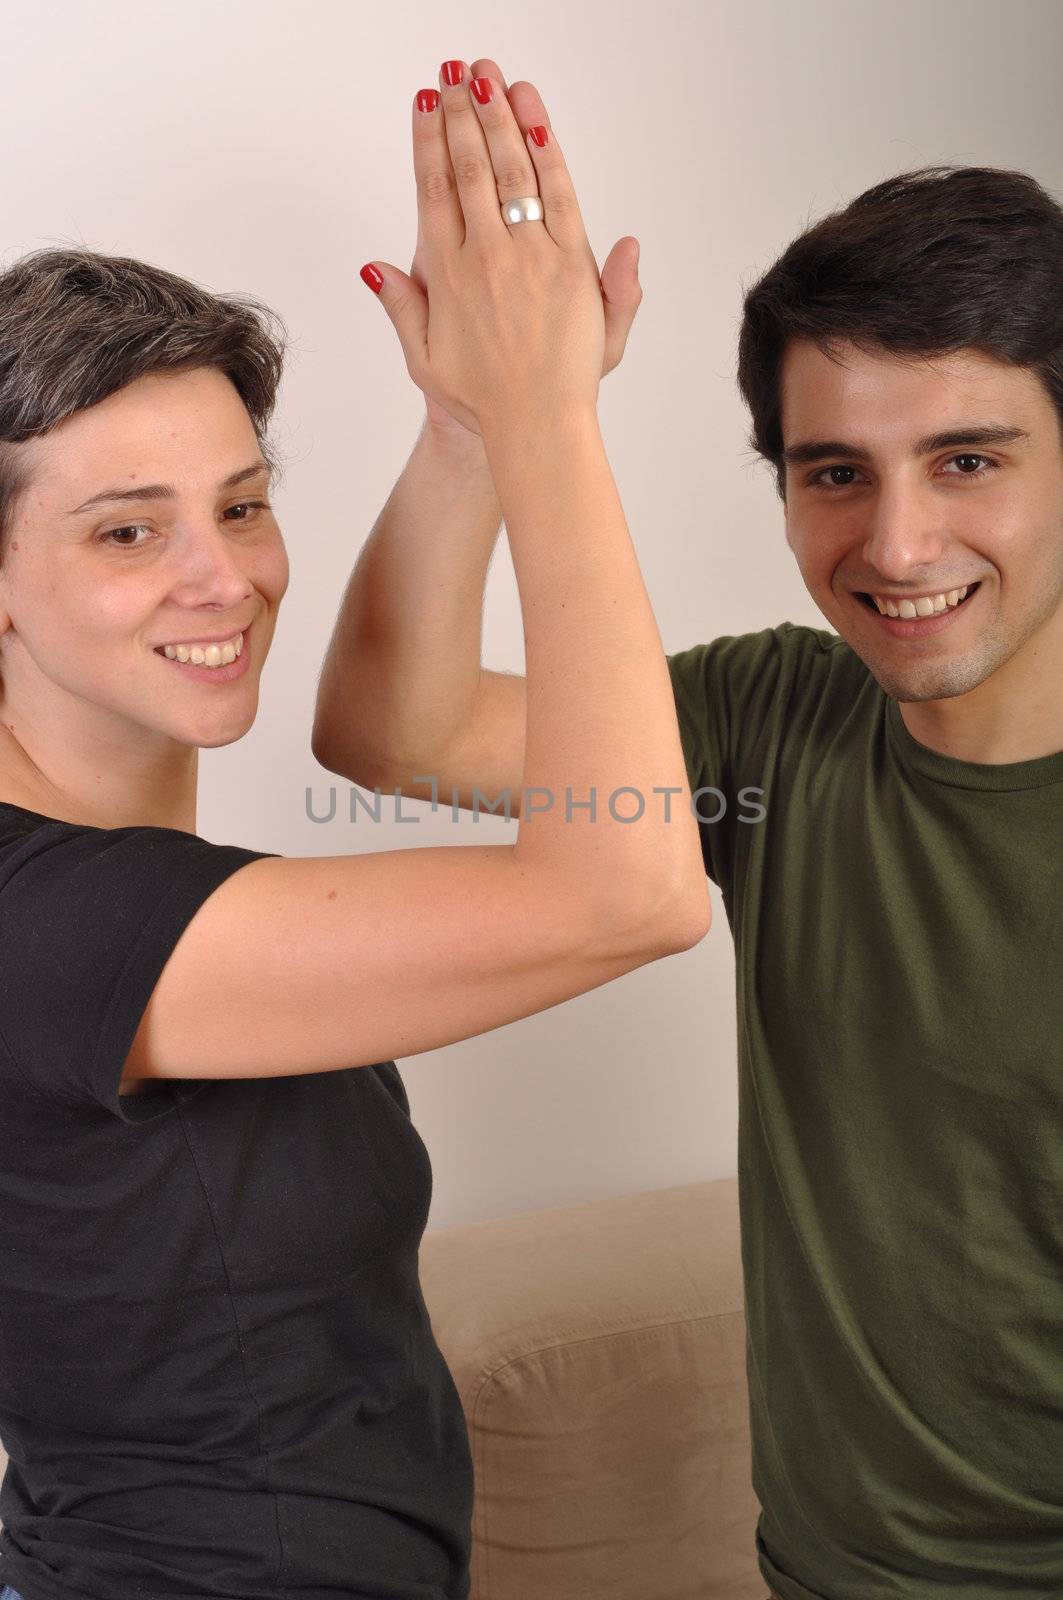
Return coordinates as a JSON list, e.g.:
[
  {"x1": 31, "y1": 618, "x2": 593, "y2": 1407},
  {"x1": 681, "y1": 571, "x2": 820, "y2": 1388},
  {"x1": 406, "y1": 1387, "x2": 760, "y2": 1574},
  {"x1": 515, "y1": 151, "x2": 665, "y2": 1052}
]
[
  {"x1": 529, "y1": 125, "x2": 549, "y2": 148},
  {"x1": 471, "y1": 76, "x2": 493, "y2": 105},
  {"x1": 417, "y1": 89, "x2": 440, "y2": 113},
  {"x1": 360, "y1": 264, "x2": 384, "y2": 294},
  {"x1": 442, "y1": 60, "x2": 464, "y2": 86}
]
